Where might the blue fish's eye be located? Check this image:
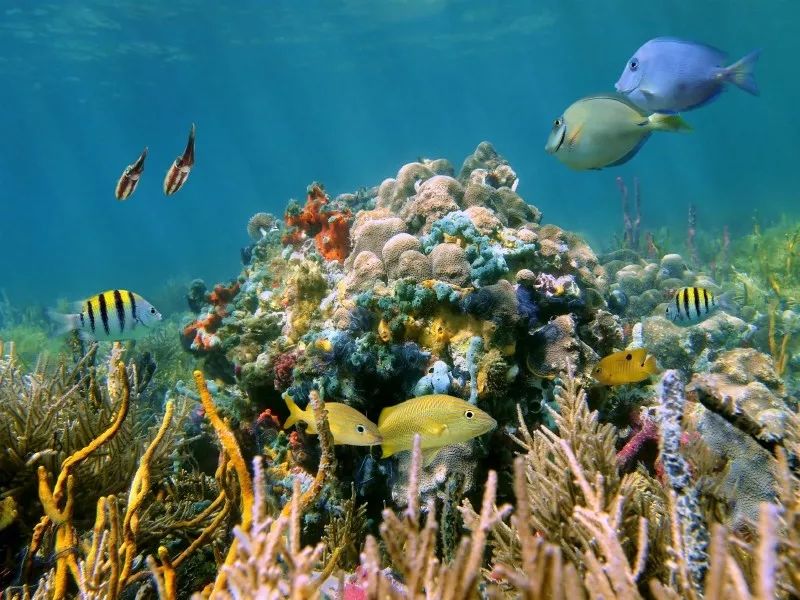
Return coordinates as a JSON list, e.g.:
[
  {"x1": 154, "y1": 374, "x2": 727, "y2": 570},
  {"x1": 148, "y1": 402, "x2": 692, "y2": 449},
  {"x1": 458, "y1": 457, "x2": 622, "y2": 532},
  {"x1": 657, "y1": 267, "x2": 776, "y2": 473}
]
[
  {"x1": 629, "y1": 58, "x2": 639, "y2": 71},
  {"x1": 554, "y1": 118, "x2": 561, "y2": 127}
]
